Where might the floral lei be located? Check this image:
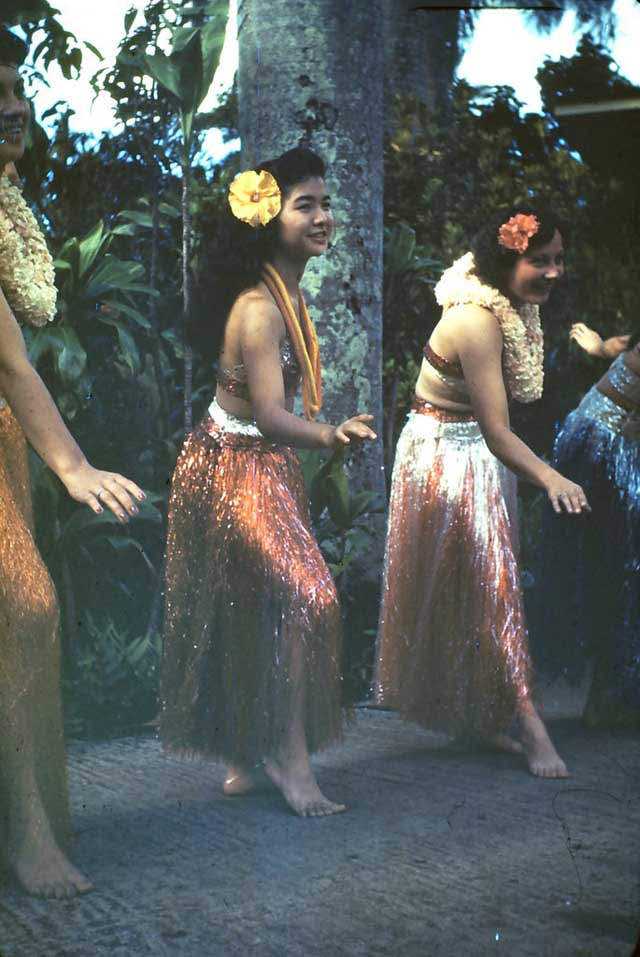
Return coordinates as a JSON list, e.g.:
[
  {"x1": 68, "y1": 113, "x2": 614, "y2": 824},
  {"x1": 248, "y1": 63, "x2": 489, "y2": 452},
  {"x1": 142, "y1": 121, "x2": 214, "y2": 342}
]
[
  {"x1": 0, "y1": 171, "x2": 57, "y2": 327},
  {"x1": 433, "y1": 252, "x2": 544, "y2": 404}
]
